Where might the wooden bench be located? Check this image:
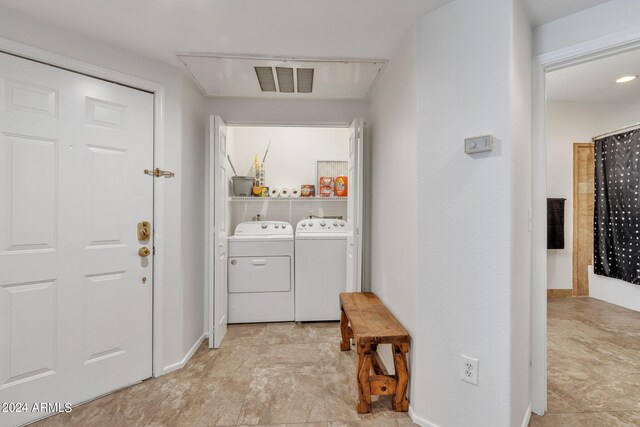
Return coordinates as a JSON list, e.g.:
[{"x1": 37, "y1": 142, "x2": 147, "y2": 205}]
[{"x1": 339, "y1": 292, "x2": 410, "y2": 413}]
